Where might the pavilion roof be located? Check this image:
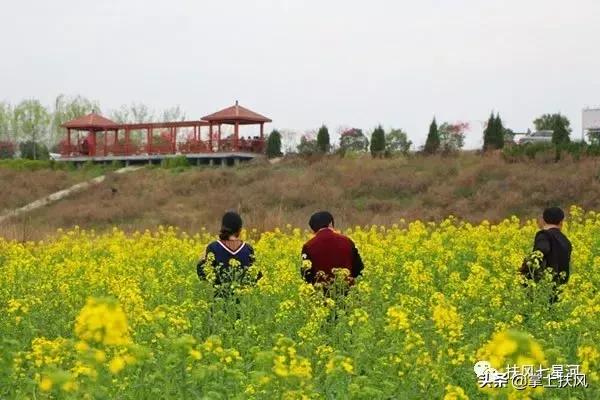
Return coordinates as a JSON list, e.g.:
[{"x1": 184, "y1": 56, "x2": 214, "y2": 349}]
[
  {"x1": 202, "y1": 101, "x2": 272, "y2": 124},
  {"x1": 62, "y1": 113, "x2": 118, "y2": 130}
]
